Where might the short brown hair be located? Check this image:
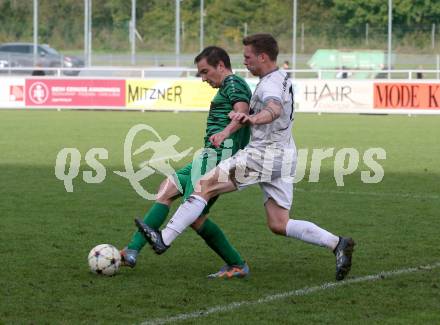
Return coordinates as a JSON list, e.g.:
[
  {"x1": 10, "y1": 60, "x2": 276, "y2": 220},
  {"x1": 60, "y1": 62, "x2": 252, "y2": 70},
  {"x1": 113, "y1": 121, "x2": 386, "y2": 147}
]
[
  {"x1": 194, "y1": 46, "x2": 232, "y2": 70},
  {"x1": 242, "y1": 33, "x2": 279, "y2": 61}
]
